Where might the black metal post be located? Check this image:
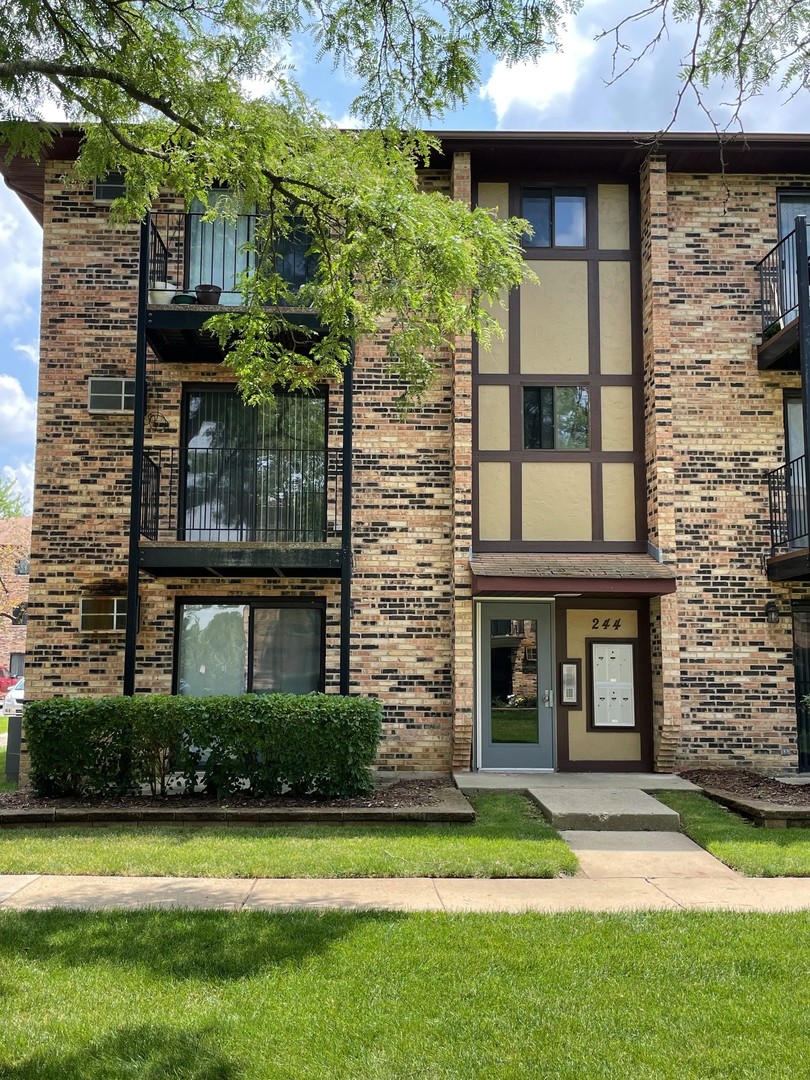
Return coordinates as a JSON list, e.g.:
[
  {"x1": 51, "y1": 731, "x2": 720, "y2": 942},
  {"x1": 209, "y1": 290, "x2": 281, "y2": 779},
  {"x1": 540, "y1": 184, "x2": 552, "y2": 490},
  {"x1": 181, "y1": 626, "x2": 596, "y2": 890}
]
[
  {"x1": 796, "y1": 218, "x2": 810, "y2": 549},
  {"x1": 339, "y1": 349, "x2": 354, "y2": 695},
  {"x1": 123, "y1": 218, "x2": 150, "y2": 695}
]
